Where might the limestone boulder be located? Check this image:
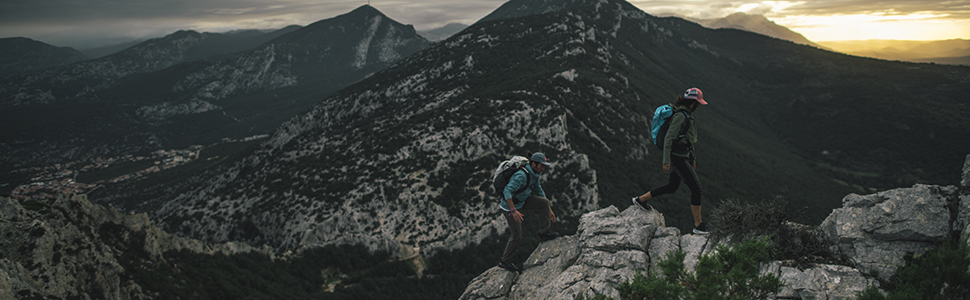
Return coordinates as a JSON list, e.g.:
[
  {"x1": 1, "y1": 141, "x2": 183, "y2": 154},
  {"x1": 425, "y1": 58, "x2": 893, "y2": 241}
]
[
  {"x1": 820, "y1": 184, "x2": 955, "y2": 280},
  {"x1": 763, "y1": 262, "x2": 877, "y2": 300},
  {"x1": 459, "y1": 205, "x2": 663, "y2": 300}
]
